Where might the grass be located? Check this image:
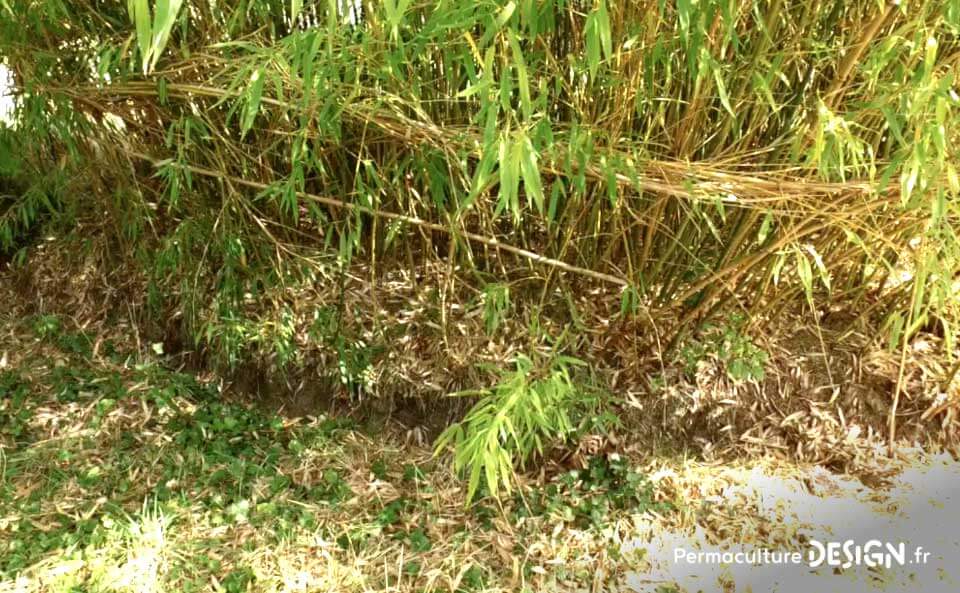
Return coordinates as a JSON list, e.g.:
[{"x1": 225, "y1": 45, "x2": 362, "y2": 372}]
[{"x1": 0, "y1": 313, "x2": 681, "y2": 592}]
